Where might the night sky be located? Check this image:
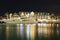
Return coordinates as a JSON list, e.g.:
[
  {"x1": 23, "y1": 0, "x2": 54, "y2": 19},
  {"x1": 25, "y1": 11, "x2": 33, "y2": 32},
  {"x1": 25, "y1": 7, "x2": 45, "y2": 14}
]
[{"x1": 0, "y1": 0, "x2": 60, "y2": 16}]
